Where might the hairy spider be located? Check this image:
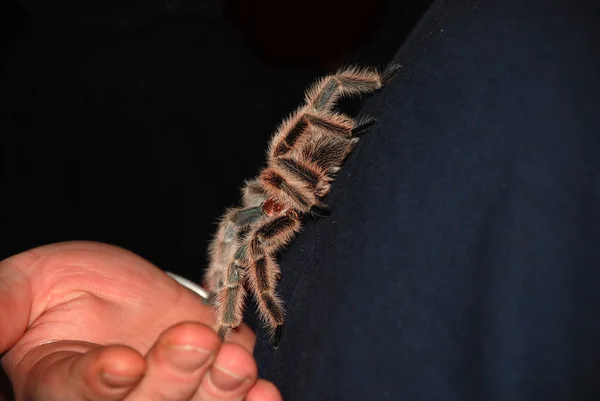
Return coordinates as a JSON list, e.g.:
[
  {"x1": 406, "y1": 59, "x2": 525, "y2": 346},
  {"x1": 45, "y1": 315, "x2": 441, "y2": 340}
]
[{"x1": 204, "y1": 64, "x2": 400, "y2": 347}]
